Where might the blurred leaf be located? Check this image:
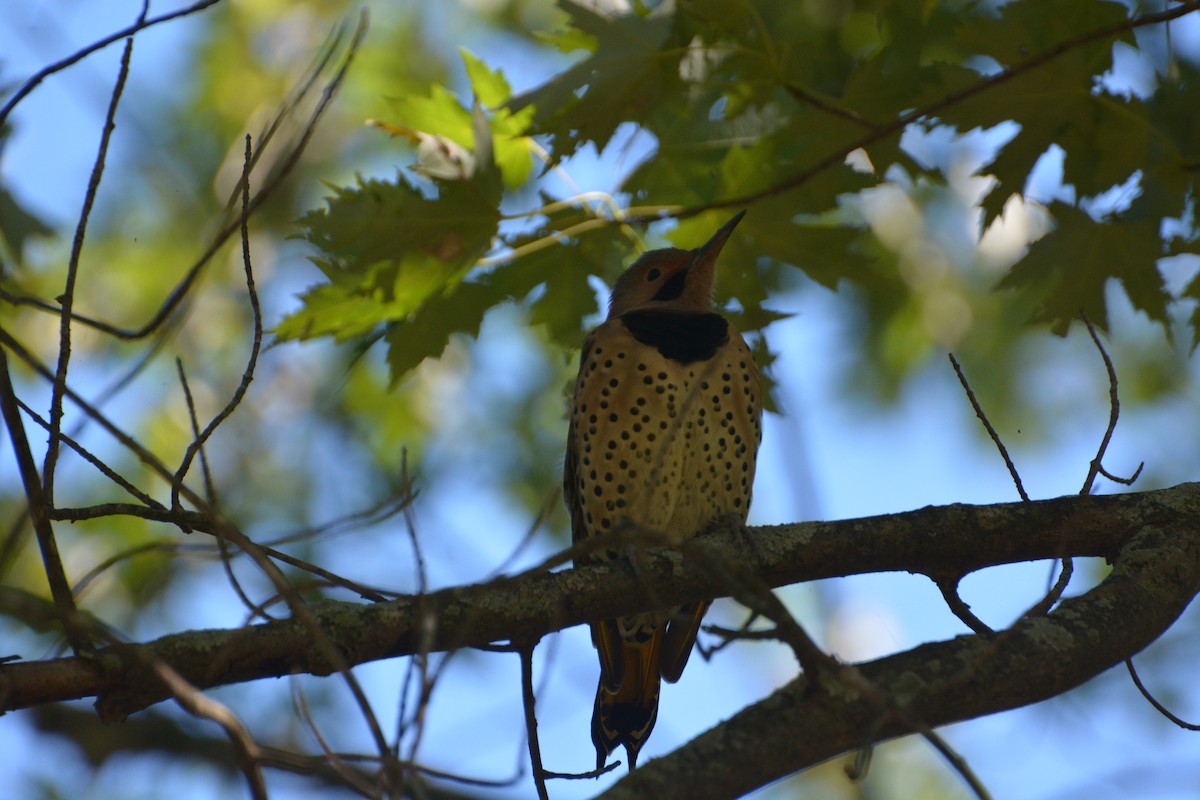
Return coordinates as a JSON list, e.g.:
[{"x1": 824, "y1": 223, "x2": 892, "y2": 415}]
[
  {"x1": 274, "y1": 268, "x2": 409, "y2": 341},
  {"x1": 488, "y1": 202, "x2": 634, "y2": 349},
  {"x1": 384, "y1": 280, "x2": 503, "y2": 382},
  {"x1": 298, "y1": 172, "x2": 498, "y2": 273},
  {"x1": 460, "y1": 48, "x2": 510, "y2": 108},
  {"x1": 954, "y1": 0, "x2": 1132, "y2": 65},
  {"x1": 749, "y1": 220, "x2": 870, "y2": 291},
  {"x1": 1001, "y1": 202, "x2": 1168, "y2": 333},
  {"x1": 0, "y1": 186, "x2": 53, "y2": 265},
  {"x1": 945, "y1": 0, "x2": 1133, "y2": 226},
  {"x1": 375, "y1": 51, "x2": 534, "y2": 189},
  {"x1": 509, "y1": 0, "x2": 676, "y2": 159}
]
